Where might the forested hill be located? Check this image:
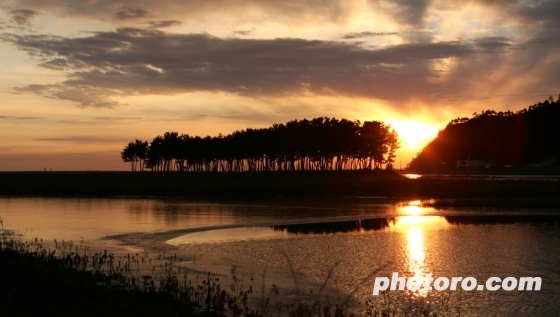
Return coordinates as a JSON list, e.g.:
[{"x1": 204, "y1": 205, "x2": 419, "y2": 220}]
[{"x1": 408, "y1": 96, "x2": 560, "y2": 171}]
